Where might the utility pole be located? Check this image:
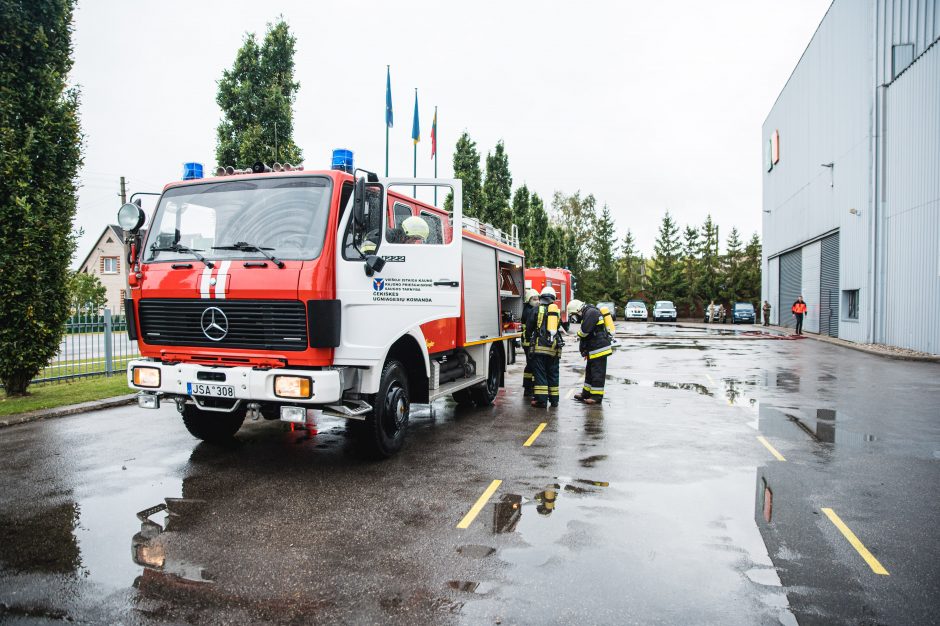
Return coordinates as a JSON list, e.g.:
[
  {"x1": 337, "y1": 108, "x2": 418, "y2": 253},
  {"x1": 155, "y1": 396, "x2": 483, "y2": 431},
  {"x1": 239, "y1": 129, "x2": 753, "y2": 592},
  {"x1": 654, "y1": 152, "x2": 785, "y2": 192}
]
[{"x1": 119, "y1": 176, "x2": 127, "y2": 204}]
